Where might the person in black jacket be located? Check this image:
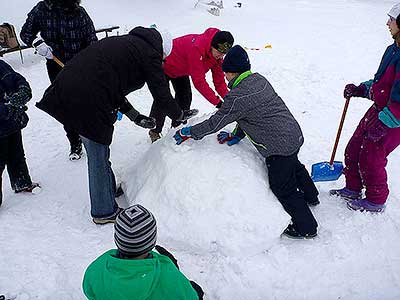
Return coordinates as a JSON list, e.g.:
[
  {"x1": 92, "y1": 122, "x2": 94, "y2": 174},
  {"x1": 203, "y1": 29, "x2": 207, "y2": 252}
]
[
  {"x1": 0, "y1": 60, "x2": 40, "y2": 206},
  {"x1": 20, "y1": 0, "x2": 98, "y2": 160},
  {"x1": 36, "y1": 26, "x2": 197, "y2": 224}
]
